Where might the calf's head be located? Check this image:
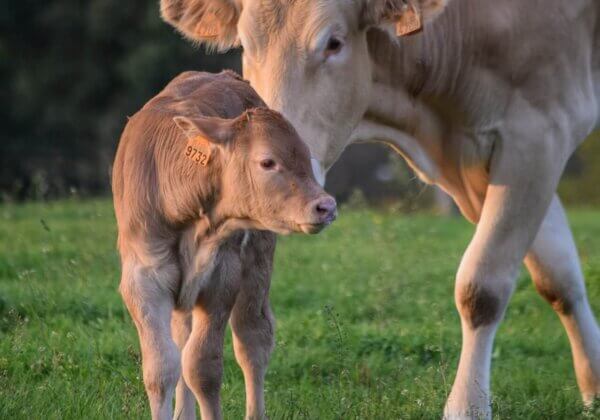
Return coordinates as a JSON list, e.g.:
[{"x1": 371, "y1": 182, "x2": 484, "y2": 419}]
[
  {"x1": 174, "y1": 108, "x2": 336, "y2": 234},
  {"x1": 162, "y1": 0, "x2": 450, "y2": 174}
]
